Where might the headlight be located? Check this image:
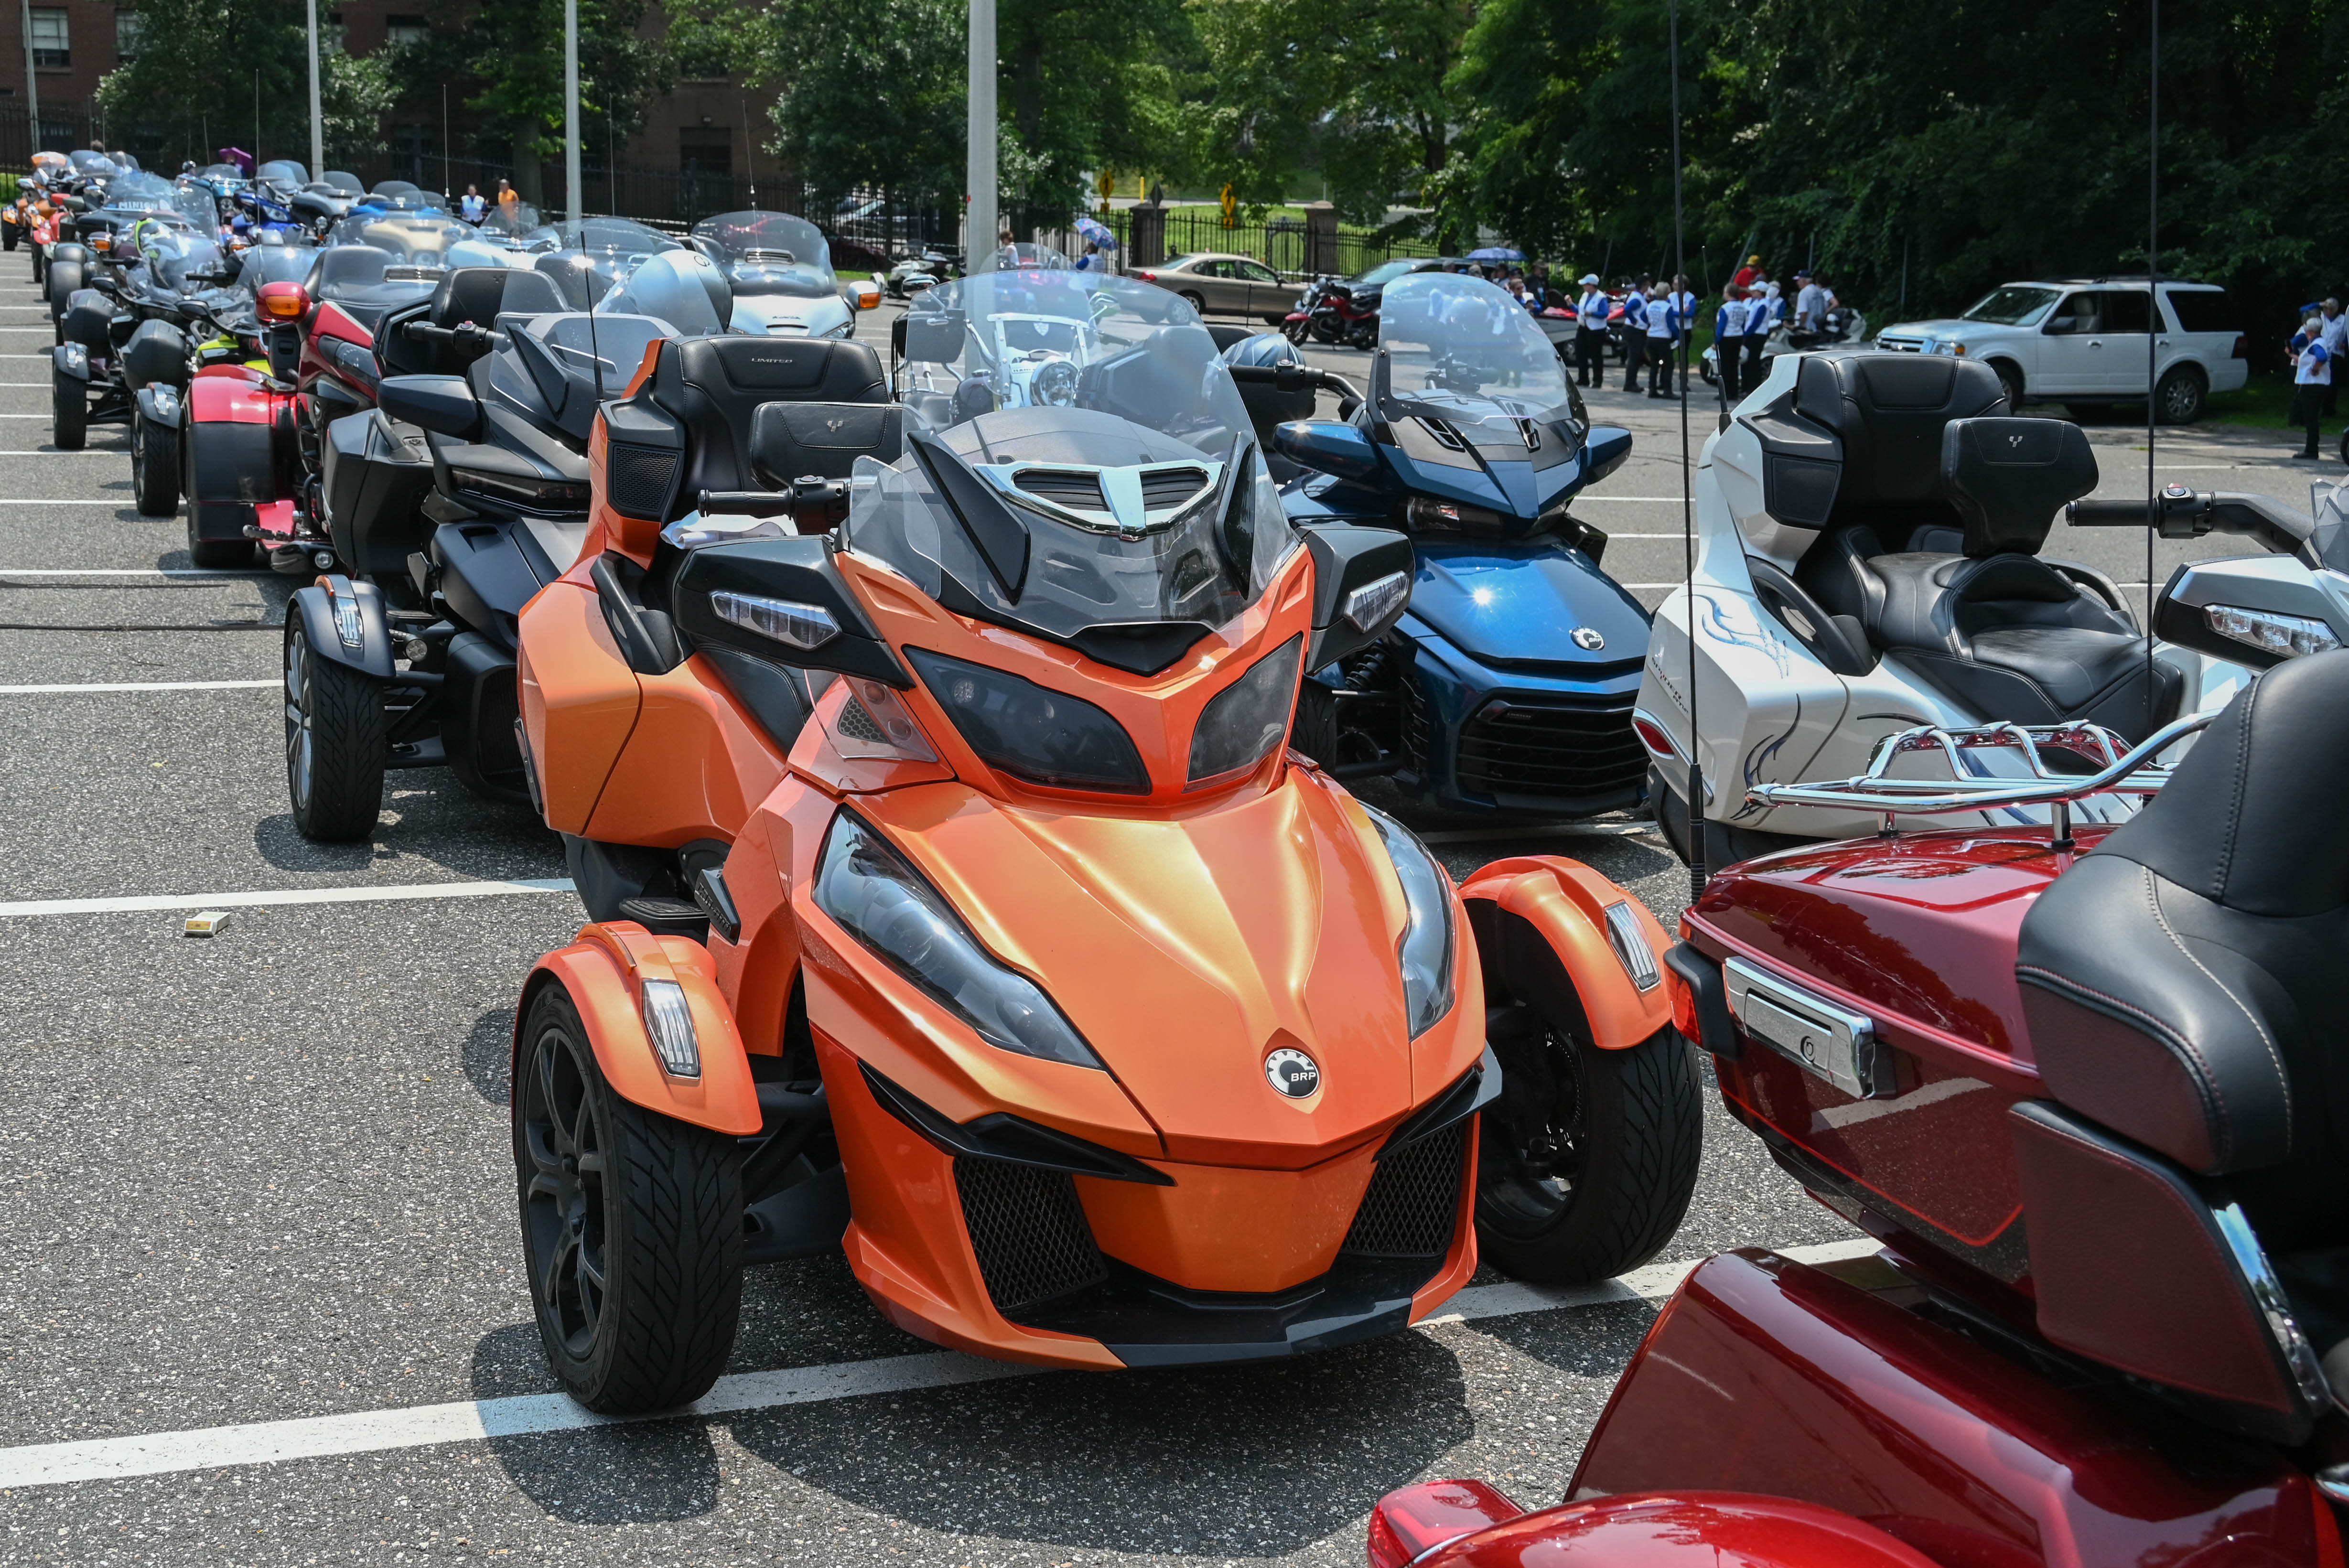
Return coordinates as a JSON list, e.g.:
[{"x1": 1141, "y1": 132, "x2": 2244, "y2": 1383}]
[
  {"x1": 907, "y1": 648, "x2": 1148, "y2": 794},
  {"x1": 813, "y1": 810, "x2": 1105, "y2": 1070},
  {"x1": 1360, "y1": 803, "x2": 1456, "y2": 1036},
  {"x1": 1187, "y1": 635, "x2": 1302, "y2": 783},
  {"x1": 2207, "y1": 603, "x2": 2341, "y2": 658},
  {"x1": 1032, "y1": 360, "x2": 1079, "y2": 406}
]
